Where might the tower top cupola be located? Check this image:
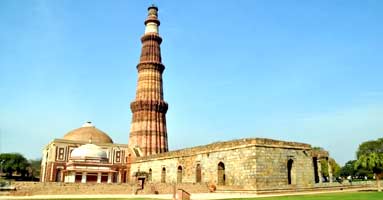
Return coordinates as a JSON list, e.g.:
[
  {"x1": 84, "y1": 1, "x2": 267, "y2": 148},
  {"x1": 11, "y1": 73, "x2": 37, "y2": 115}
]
[
  {"x1": 148, "y1": 4, "x2": 158, "y2": 15},
  {"x1": 145, "y1": 5, "x2": 160, "y2": 34}
]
